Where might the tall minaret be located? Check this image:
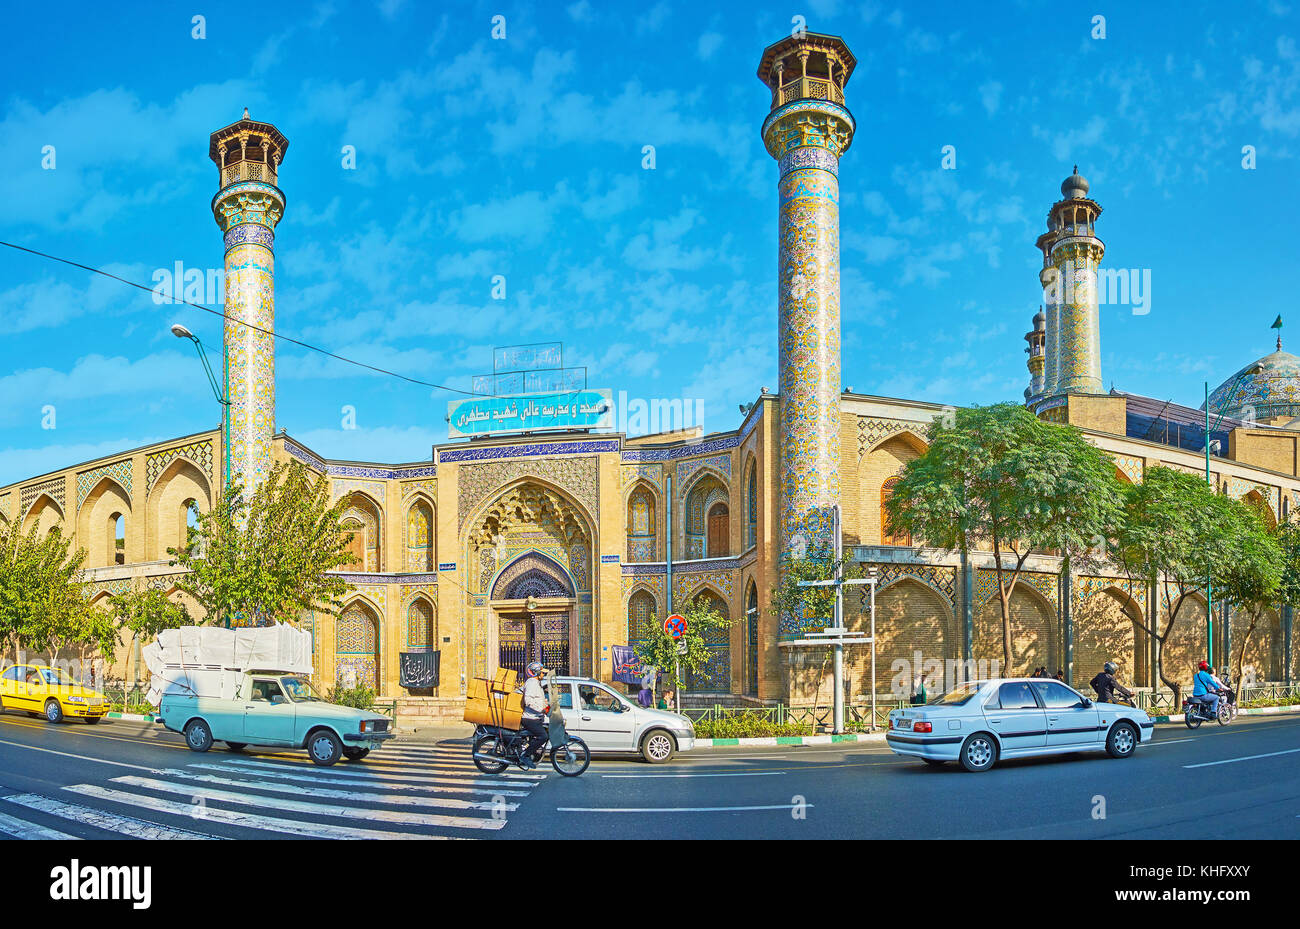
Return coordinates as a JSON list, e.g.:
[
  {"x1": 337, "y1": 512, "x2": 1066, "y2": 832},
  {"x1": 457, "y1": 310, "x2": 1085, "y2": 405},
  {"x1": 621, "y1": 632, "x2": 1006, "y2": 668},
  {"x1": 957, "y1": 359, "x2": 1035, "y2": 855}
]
[
  {"x1": 208, "y1": 112, "x2": 288, "y2": 492},
  {"x1": 758, "y1": 33, "x2": 856, "y2": 590},
  {"x1": 1036, "y1": 167, "x2": 1104, "y2": 397},
  {"x1": 1024, "y1": 307, "x2": 1046, "y2": 406}
]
